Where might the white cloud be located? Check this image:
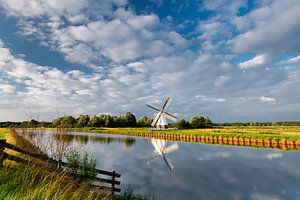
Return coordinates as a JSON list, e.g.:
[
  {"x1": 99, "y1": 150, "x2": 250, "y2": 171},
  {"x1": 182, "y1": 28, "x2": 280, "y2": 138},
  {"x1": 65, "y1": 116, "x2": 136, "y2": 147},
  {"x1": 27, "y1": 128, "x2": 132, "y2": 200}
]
[
  {"x1": 0, "y1": 0, "x2": 88, "y2": 18},
  {"x1": 286, "y1": 55, "x2": 300, "y2": 65},
  {"x1": 259, "y1": 96, "x2": 276, "y2": 104},
  {"x1": 195, "y1": 95, "x2": 226, "y2": 103},
  {"x1": 0, "y1": 84, "x2": 15, "y2": 94},
  {"x1": 239, "y1": 54, "x2": 268, "y2": 69},
  {"x1": 231, "y1": 0, "x2": 300, "y2": 54},
  {"x1": 214, "y1": 75, "x2": 231, "y2": 86},
  {"x1": 0, "y1": 1, "x2": 300, "y2": 122}
]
